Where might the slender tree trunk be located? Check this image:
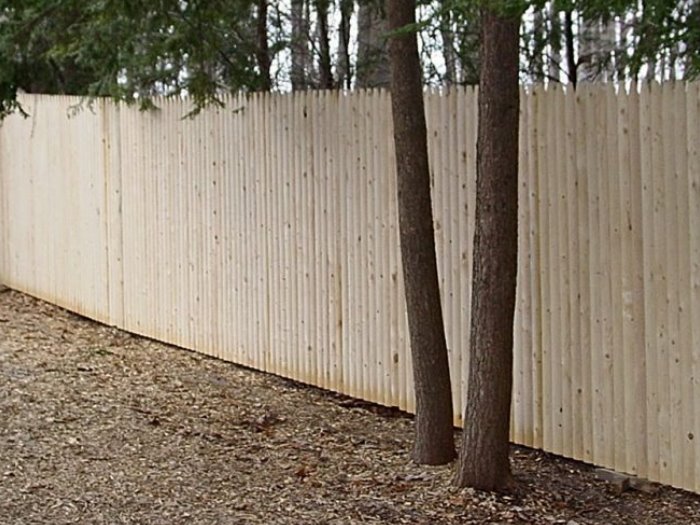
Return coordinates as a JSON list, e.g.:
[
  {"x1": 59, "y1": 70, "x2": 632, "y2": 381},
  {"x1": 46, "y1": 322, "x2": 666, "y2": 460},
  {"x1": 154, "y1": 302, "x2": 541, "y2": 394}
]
[
  {"x1": 564, "y1": 9, "x2": 577, "y2": 87},
  {"x1": 658, "y1": 49, "x2": 668, "y2": 81},
  {"x1": 386, "y1": 0, "x2": 456, "y2": 466},
  {"x1": 315, "y1": 0, "x2": 334, "y2": 89},
  {"x1": 454, "y1": 4, "x2": 520, "y2": 491},
  {"x1": 337, "y1": 0, "x2": 354, "y2": 89},
  {"x1": 357, "y1": 0, "x2": 391, "y2": 88},
  {"x1": 255, "y1": 0, "x2": 272, "y2": 91},
  {"x1": 291, "y1": 0, "x2": 310, "y2": 90}
]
